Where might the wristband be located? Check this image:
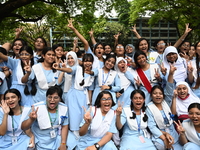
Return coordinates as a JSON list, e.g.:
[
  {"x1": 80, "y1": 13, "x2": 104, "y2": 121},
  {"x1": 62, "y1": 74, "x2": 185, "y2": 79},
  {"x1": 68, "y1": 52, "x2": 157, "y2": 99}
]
[{"x1": 61, "y1": 143, "x2": 66, "y2": 145}]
